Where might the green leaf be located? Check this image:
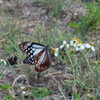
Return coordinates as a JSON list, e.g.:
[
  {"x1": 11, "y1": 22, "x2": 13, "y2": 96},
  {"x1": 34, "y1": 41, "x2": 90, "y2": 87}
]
[
  {"x1": 31, "y1": 89, "x2": 40, "y2": 98},
  {"x1": 0, "y1": 73, "x2": 3, "y2": 77},
  {"x1": 31, "y1": 88, "x2": 51, "y2": 98},
  {"x1": 0, "y1": 83, "x2": 12, "y2": 90},
  {"x1": 5, "y1": 95, "x2": 15, "y2": 100},
  {"x1": 38, "y1": 88, "x2": 51, "y2": 98},
  {"x1": 69, "y1": 22, "x2": 80, "y2": 29},
  {"x1": 38, "y1": 87, "x2": 46, "y2": 92}
]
